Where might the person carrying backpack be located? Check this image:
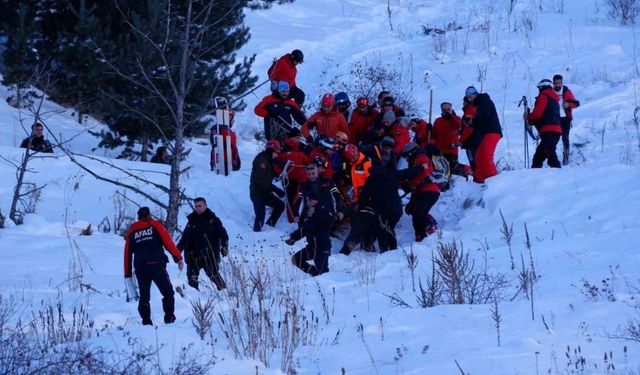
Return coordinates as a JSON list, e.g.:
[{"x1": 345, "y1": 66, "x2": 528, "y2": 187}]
[{"x1": 527, "y1": 79, "x2": 562, "y2": 168}]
